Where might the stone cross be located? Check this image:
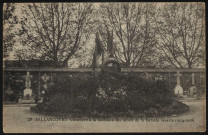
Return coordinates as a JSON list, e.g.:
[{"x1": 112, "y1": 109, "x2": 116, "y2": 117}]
[
  {"x1": 192, "y1": 73, "x2": 195, "y2": 85},
  {"x1": 174, "y1": 71, "x2": 183, "y2": 95},
  {"x1": 42, "y1": 73, "x2": 50, "y2": 91},
  {"x1": 23, "y1": 72, "x2": 33, "y2": 98},
  {"x1": 174, "y1": 71, "x2": 182, "y2": 85},
  {"x1": 42, "y1": 73, "x2": 50, "y2": 83},
  {"x1": 24, "y1": 72, "x2": 33, "y2": 88}
]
